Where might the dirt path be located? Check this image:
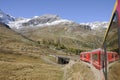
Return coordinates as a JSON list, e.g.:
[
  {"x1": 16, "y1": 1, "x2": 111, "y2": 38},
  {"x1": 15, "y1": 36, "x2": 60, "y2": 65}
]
[
  {"x1": 41, "y1": 55, "x2": 99, "y2": 80},
  {"x1": 62, "y1": 60, "x2": 119, "y2": 80},
  {"x1": 40, "y1": 55, "x2": 59, "y2": 66},
  {"x1": 107, "y1": 60, "x2": 120, "y2": 80},
  {"x1": 81, "y1": 61, "x2": 105, "y2": 80},
  {"x1": 108, "y1": 61, "x2": 119, "y2": 71},
  {"x1": 62, "y1": 60, "x2": 97, "y2": 80}
]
